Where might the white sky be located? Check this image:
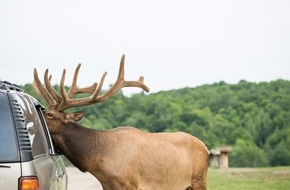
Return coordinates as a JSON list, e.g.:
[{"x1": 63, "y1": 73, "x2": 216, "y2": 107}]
[{"x1": 0, "y1": 0, "x2": 290, "y2": 95}]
